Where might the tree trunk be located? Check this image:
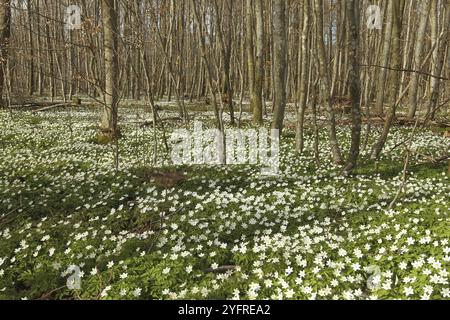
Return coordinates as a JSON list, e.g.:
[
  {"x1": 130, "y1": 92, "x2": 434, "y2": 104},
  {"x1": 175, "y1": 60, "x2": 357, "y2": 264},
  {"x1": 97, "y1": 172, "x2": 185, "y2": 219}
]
[
  {"x1": 428, "y1": 0, "x2": 449, "y2": 119},
  {"x1": 0, "y1": 0, "x2": 10, "y2": 107},
  {"x1": 245, "y1": 0, "x2": 257, "y2": 119},
  {"x1": 100, "y1": 0, "x2": 119, "y2": 139},
  {"x1": 371, "y1": 0, "x2": 406, "y2": 160},
  {"x1": 27, "y1": 0, "x2": 35, "y2": 96},
  {"x1": 374, "y1": 0, "x2": 394, "y2": 115},
  {"x1": 213, "y1": 0, "x2": 235, "y2": 125},
  {"x1": 314, "y1": 0, "x2": 342, "y2": 164},
  {"x1": 271, "y1": 0, "x2": 287, "y2": 132},
  {"x1": 191, "y1": 0, "x2": 226, "y2": 163},
  {"x1": 253, "y1": 0, "x2": 265, "y2": 125},
  {"x1": 223, "y1": 0, "x2": 235, "y2": 125},
  {"x1": 408, "y1": 0, "x2": 431, "y2": 119},
  {"x1": 295, "y1": 0, "x2": 310, "y2": 153},
  {"x1": 343, "y1": 0, "x2": 362, "y2": 175}
]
